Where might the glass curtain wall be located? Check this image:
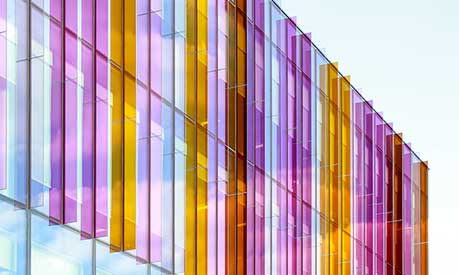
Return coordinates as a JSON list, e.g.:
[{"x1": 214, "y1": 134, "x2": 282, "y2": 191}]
[{"x1": 0, "y1": 0, "x2": 428, "y2": 275}]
